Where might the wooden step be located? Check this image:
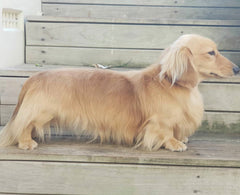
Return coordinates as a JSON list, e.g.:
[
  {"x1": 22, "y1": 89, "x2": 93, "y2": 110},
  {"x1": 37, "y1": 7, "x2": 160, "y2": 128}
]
[
  {"x1": 1, "y1": 64, "x2": 240, "y2": 135},
  {"x1": 25, "y1": 16, "x2": 240, "y2": 68},
  {"x1": 41, "y1": 0, "x2": 240, "y2": 20},
  {"x1": 0, "y1": 133, "x2": 239, "y2": 194}
]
